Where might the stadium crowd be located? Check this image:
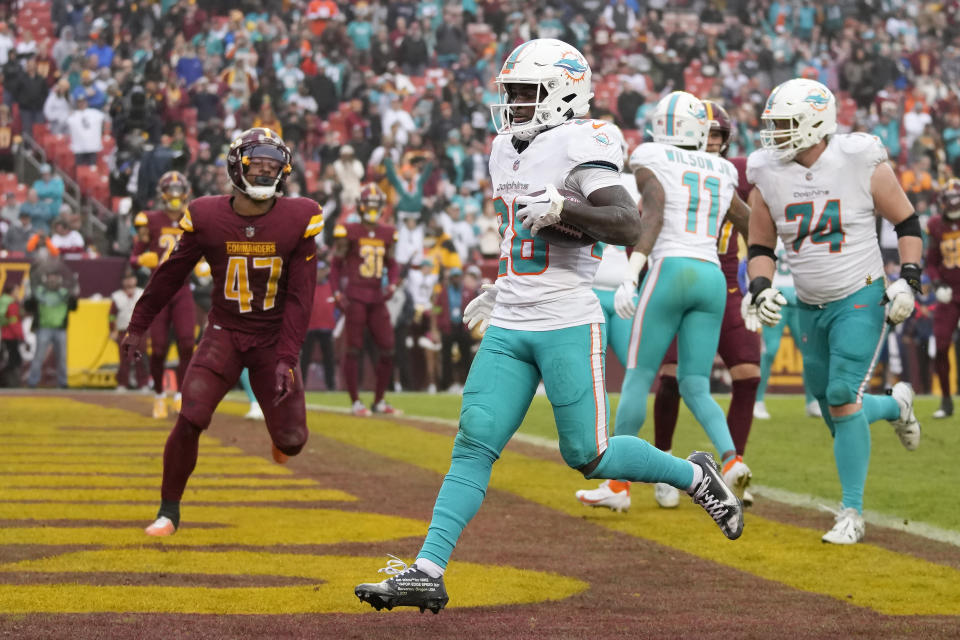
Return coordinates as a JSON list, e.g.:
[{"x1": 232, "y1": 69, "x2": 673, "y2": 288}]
[{"x1": 1, "y1": 0, "x2": 960, "y2": 402}]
